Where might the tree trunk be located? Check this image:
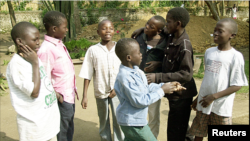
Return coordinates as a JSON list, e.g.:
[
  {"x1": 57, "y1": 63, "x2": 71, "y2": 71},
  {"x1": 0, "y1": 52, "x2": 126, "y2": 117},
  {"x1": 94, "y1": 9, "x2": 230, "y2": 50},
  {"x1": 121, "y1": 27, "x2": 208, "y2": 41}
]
[
  {"x1": 73, "y1": 1, "x2": 82, "y2": 35},
  {"x1": 205, "y1": 1, "x2": 220, "y2": 21},
  {"x1": 222, "y1": 0, "x2": 224, "y2": 16},
  {"x1": 7, "y1": 1, "x2": 16, "y2": 27}
]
